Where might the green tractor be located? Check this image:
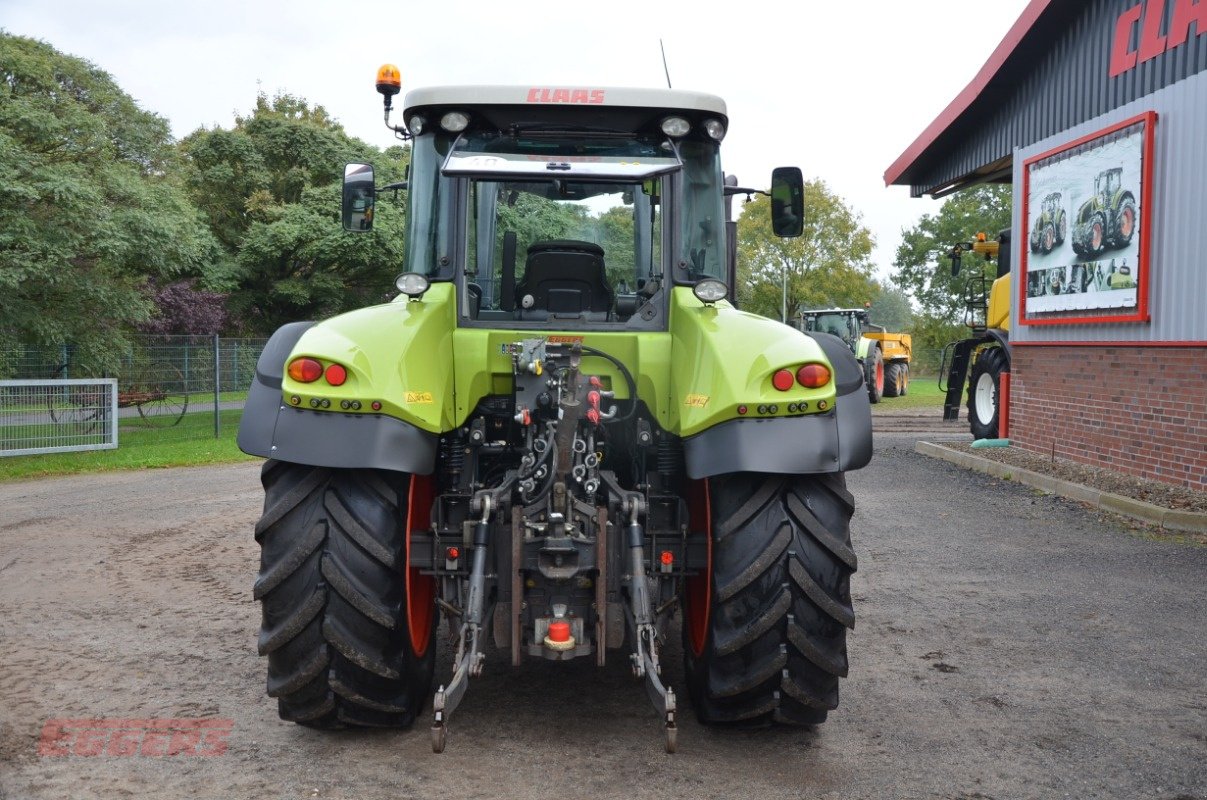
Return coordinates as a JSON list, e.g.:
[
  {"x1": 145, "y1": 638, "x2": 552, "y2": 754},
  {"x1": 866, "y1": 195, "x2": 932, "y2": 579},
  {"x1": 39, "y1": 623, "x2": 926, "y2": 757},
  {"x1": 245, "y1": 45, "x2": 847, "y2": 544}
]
[
  {"x1": 237, "y1": 68, "x2": 873, "y2": 753},
  {"x1": 1028, "y1": 191, "x2": 1067, "y2": 255},
  {"x1": 798, "y1": 308, "x2": 912, "y2": 403},
  {"x1": 1071, "y1": 168, "x2": 1137, "y2": 258}
]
